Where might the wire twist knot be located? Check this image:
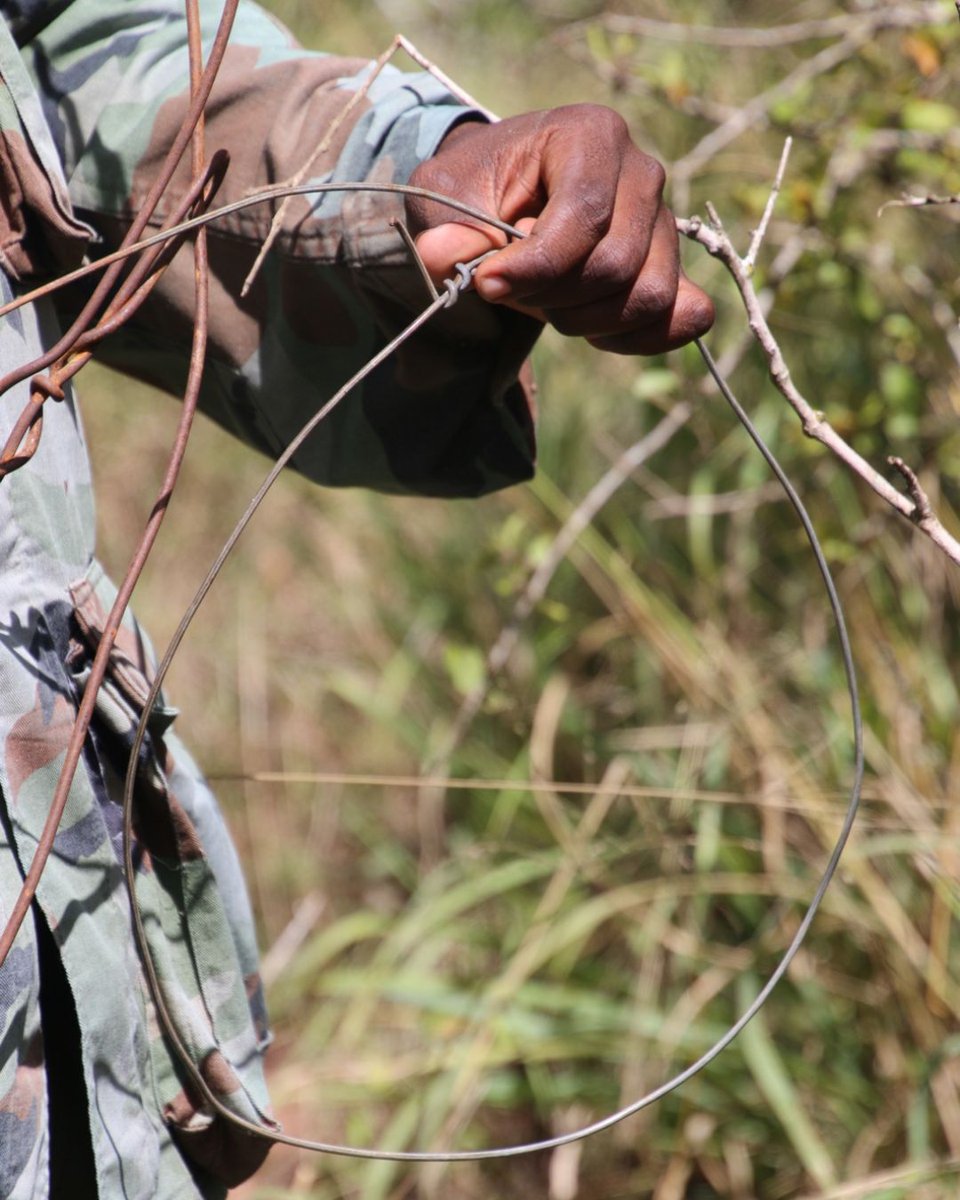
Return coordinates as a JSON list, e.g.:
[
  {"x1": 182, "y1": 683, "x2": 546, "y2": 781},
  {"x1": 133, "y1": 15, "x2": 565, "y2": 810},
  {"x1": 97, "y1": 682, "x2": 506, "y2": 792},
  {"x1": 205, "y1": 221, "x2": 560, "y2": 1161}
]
[{"x1": 442, "y1": 261, "x2": 475, "y2": 308}]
